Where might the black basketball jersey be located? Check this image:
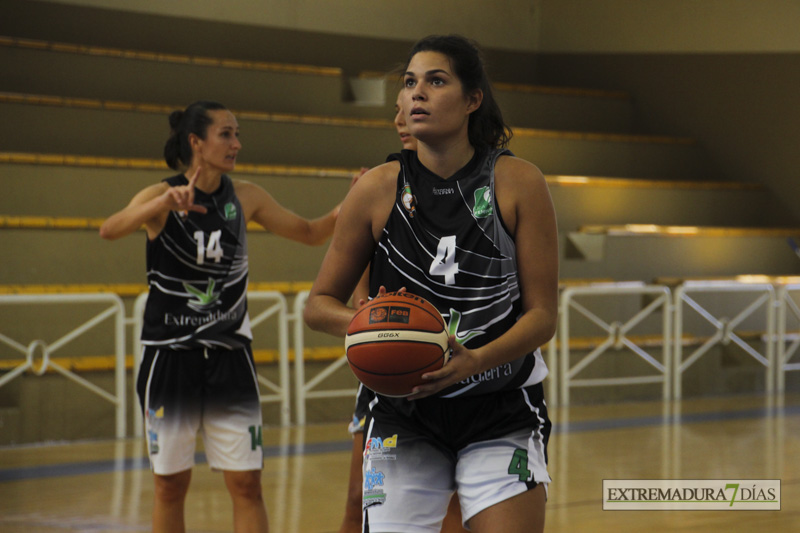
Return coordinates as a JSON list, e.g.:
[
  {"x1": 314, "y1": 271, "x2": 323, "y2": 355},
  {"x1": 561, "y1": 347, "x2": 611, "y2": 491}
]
[
  {"x1": 141, "y1": 174, "x2": 251, "y2": 350},
  {"x1": 369, "y1": 149, "x2": 548, "y2": 398}
]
